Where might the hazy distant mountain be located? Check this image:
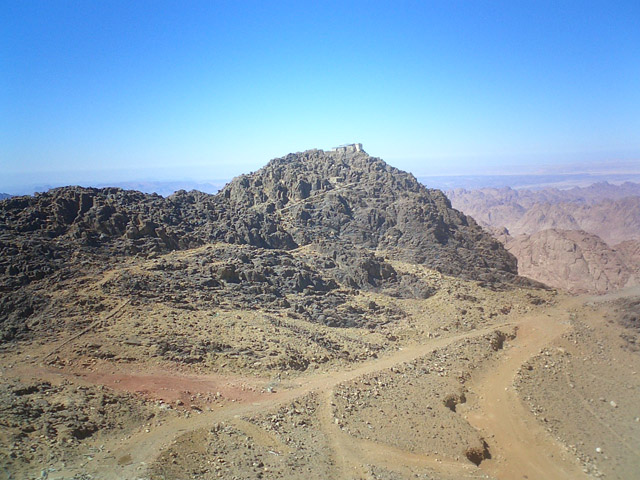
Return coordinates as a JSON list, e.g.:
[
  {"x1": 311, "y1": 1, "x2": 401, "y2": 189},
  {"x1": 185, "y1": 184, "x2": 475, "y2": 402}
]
[
  {"x1": 503, "y1": 229, "x2": 639, "y2": 294},
  {"x1": 93, "y1": 180, "x2": 226, "y2": 197},
  {"x1": 449, "y1": 182, "x2": 640, "y2": 293},
  {"x1": 0, "y1": 193, "x2": 11, "y2": 200},
  {"x1": 448, "y1": 182, "x2": 640, "y2": 245},
  {"x1": 421, "y1": 174, "x2": 640, "y2": 191},
  {"x1": 1, "y1": 181, "x2": 226, "y2": 198},
  {"x1": 514, "y1": 197, "x2": 640, "y2": 245},
  {"x1": 449, "y1": 182, "x2": 640, "y2": 208}
]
